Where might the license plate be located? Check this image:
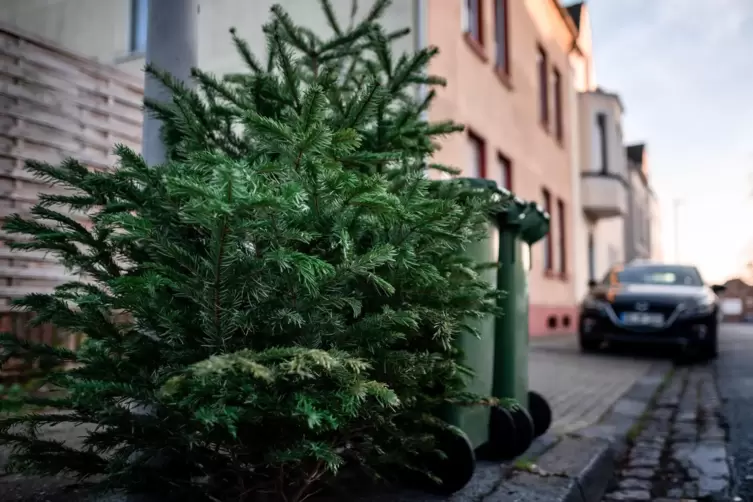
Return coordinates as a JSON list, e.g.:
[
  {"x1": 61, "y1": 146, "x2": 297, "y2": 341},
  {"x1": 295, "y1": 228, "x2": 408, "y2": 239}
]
[{"x1": 621, "y1": 312, "x2": 664, "y2": 326}]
